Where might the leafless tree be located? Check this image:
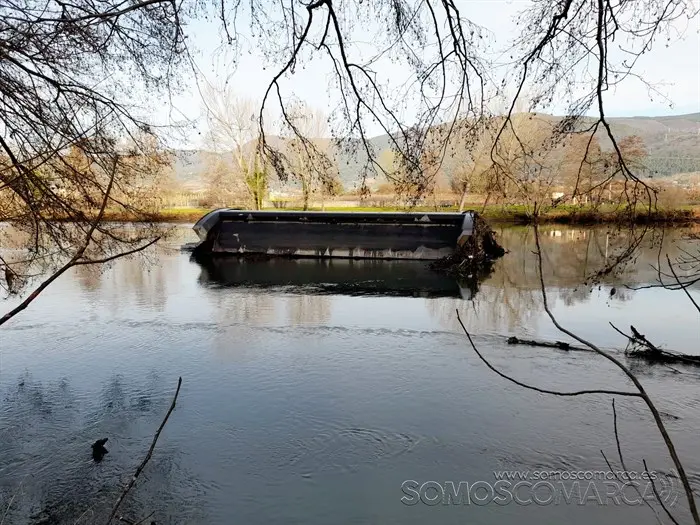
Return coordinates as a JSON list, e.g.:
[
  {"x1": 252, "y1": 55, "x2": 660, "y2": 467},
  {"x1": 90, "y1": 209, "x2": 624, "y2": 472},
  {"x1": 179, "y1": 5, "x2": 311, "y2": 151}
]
[
  {"x1": 0, "y1": 0, "x2": 193, "y2": 322},
  {"x1": 202, "y1": 155, "x2": 248, "y2": 208},
  {"x1": 251, "y1": 0, "x2": 488, "y2": 199},
  {"x1": 489, "y1": 0, "x2": 697, "y2": 216},
  {"x1": 446, "y1": 118, "x2": 494, "y2": 212},
  {"x1": 202, "y1": 82, "x2": 272, "y2": 209},
  {"x1": 279, "y1": 101, "x2": 341, "y2": 210}
]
